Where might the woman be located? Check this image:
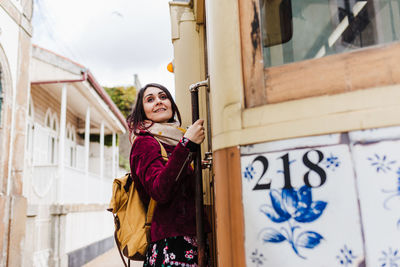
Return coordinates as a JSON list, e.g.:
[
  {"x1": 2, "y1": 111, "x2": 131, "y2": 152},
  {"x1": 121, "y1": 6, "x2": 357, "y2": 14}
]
[{"x1": 127, "y1": 83, "x2": 205, "y2": 267}]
